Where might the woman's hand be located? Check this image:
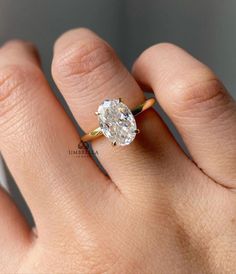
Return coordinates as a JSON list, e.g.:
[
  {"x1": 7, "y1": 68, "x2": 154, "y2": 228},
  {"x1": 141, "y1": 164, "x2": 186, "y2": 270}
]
[{"x1": 0, "y1": 28, "x2": 236, "y2": 274}]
